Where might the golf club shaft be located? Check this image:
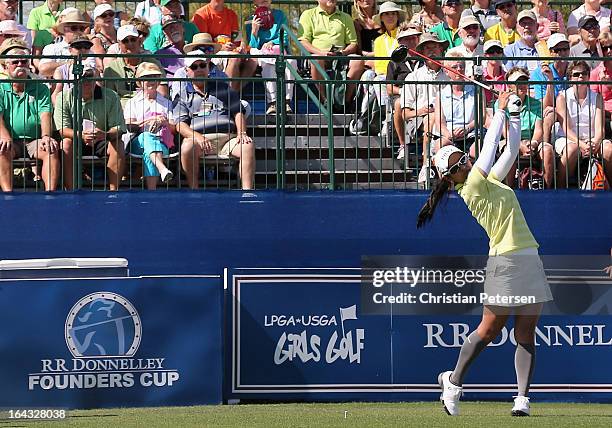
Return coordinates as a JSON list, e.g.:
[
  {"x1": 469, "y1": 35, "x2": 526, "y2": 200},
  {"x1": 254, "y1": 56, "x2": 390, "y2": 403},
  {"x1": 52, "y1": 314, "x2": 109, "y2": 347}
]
[{"x1": 407, "y1": 48, "x2": 498, "y2": 95}]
